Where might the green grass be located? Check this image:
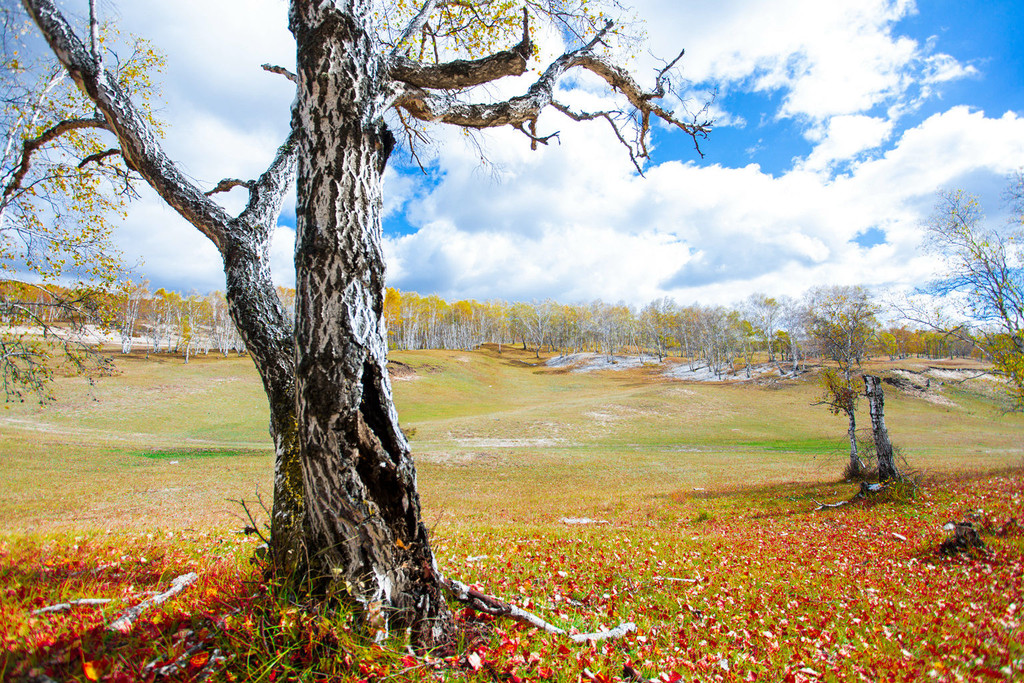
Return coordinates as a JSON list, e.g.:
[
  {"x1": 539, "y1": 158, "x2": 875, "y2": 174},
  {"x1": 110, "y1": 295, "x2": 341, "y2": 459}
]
[{"x1": 2, "y1": 346, "x2": 1022, "y2": 531}]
